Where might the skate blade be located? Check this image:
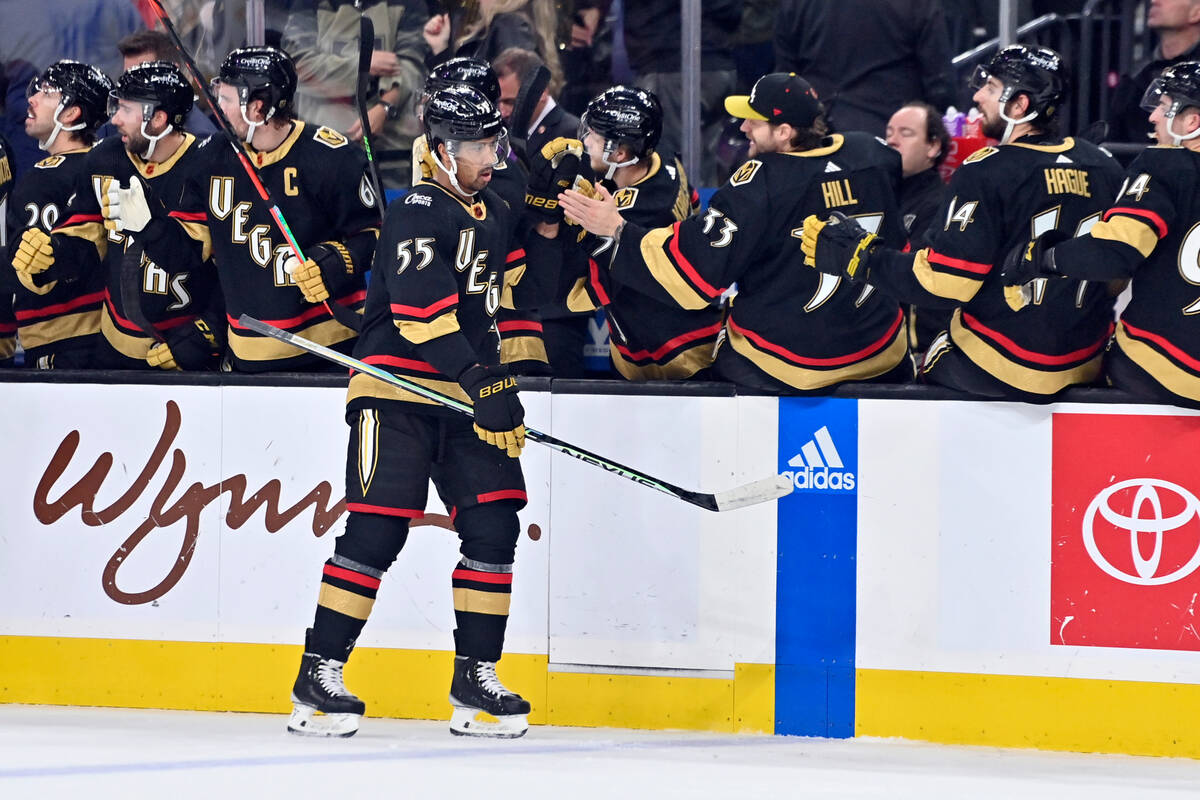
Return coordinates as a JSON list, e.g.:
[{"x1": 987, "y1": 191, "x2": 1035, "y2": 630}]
[
  {"x1": 449, "y1": 706, "x2": 528, "y2": 739},
  {"x1": 286, "y1": 703, "x2": 360, "y2": 738}
]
